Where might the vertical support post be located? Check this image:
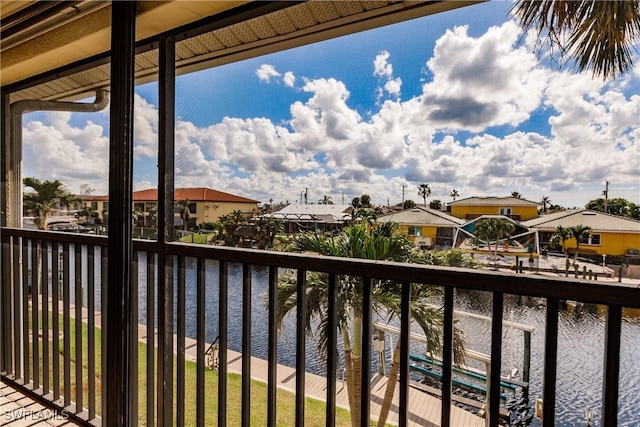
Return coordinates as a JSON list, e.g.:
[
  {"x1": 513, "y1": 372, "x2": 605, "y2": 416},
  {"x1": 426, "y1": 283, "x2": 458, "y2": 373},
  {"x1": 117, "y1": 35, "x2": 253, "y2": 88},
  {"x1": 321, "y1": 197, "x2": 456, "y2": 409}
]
[
  {"x1": 360, "y1": 277, "x2": 373, "y2": 427},
  {"x1": 267, "y1": 265, "x2": 278, "y2": 426},
  {"x1": 399, "y1": 281, "x2": 411, "y2": 427},
  {"x1": 325, "y1": 273, "x2": 337, "y2": 427},
  {"x1": 523, "y1": 330, "x2": 531, "y2": 386},
  {"x1": 487, "y1": 292, "x2": 503, "y2": 427},
  {"x1": 241, "y1": 263, "x2": 252, "y2": 427},
  {"x1": 106, "y1": 2, "x2": 136, "y2": 425},
  {"x1": 295, "y1": 269, "x2": 307, "y2": 427},
  {"x1": 218, "y1": 261, "x2": 228, "y2": 427},
  {"x1": 157, "y1": 34, "x2": 175, "y2": 427},
  {"x1": 543, "y1": 297, "x2": 559, "y2": 427},
  {"x1": 441, "y1": 286, "x2": 454, "y2": 427},
  {"x1": 601, "y1": 304, "x2": 621, "y2": 427}
]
